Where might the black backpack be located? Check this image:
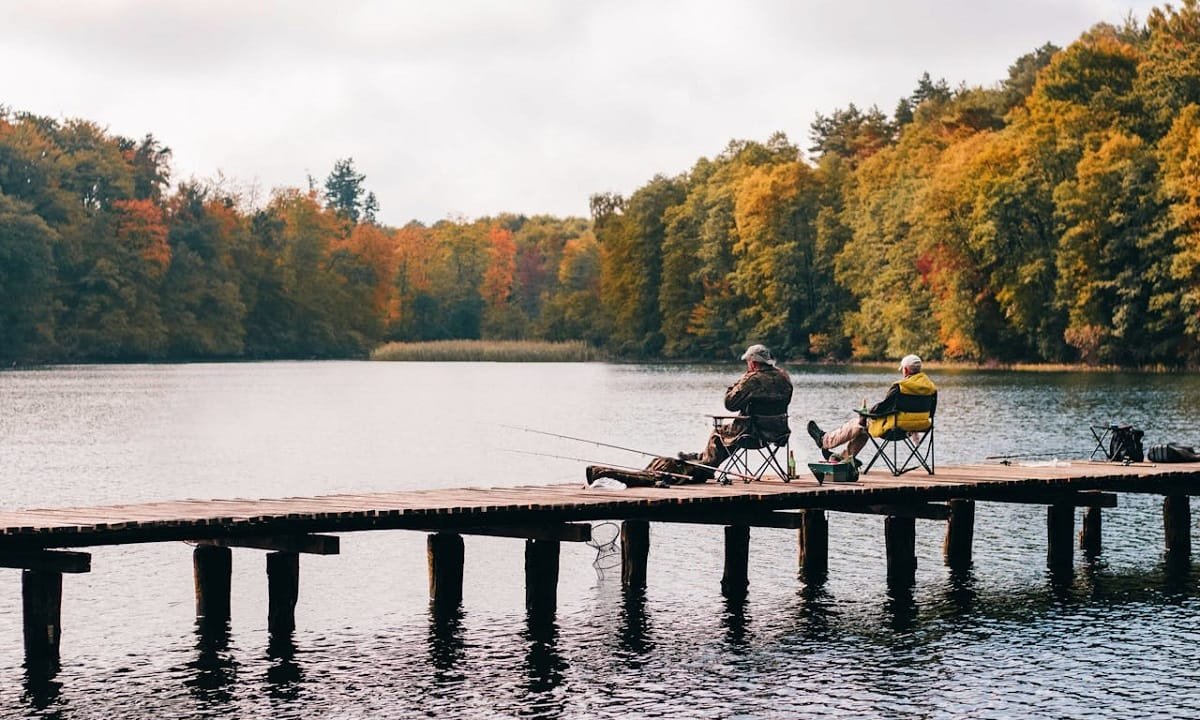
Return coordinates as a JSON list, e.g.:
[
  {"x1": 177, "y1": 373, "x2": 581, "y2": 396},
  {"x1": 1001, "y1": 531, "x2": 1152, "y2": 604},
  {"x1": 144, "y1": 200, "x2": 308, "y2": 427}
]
[
  {"x1": 1147, "y1": 443, "x2": 1200, "y2": 463},
  {"x1": 1108, "y1": 425, "x2": 1145, "y2": 462}
]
